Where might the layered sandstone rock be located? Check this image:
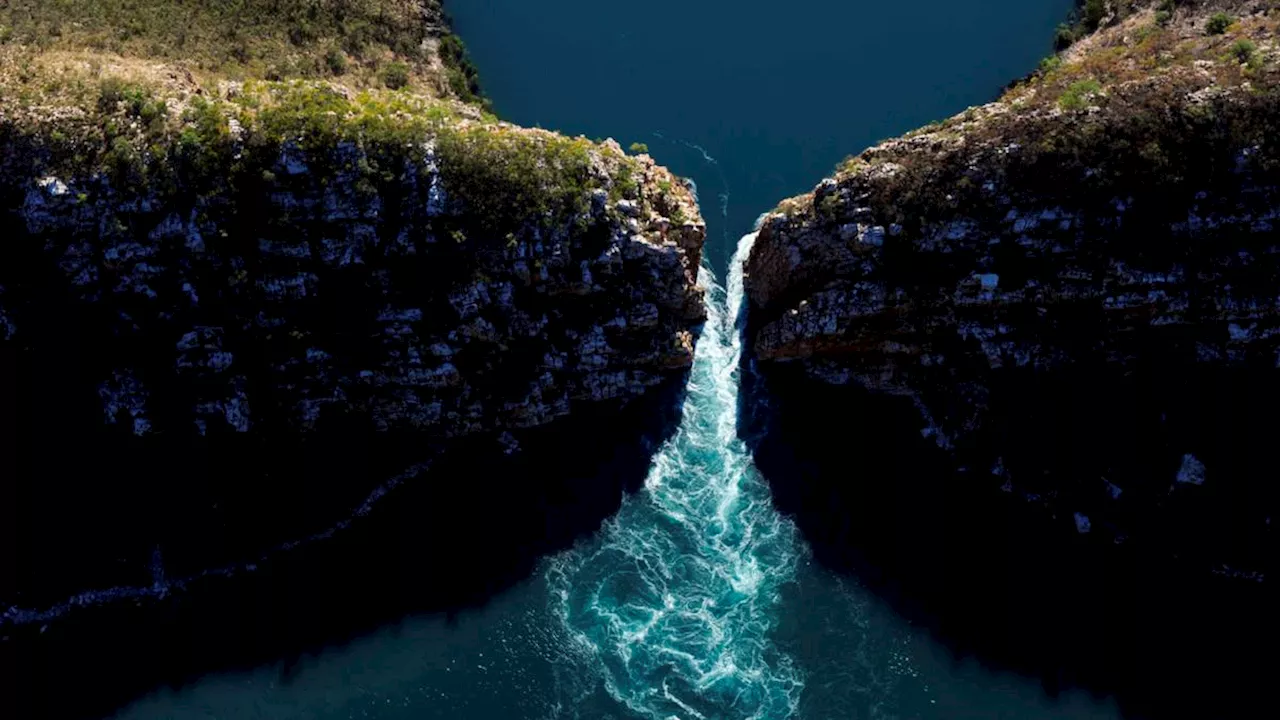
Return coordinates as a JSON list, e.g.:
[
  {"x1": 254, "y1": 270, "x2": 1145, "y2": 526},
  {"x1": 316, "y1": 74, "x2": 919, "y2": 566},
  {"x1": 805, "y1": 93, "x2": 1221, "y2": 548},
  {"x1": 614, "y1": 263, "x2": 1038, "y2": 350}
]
[
  {"x1": 745, "y1": 0, "x2": 1278, "y2": 578},
  {"x1": 0, "y1": 6, "x2": 704, "y2": 631}
]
